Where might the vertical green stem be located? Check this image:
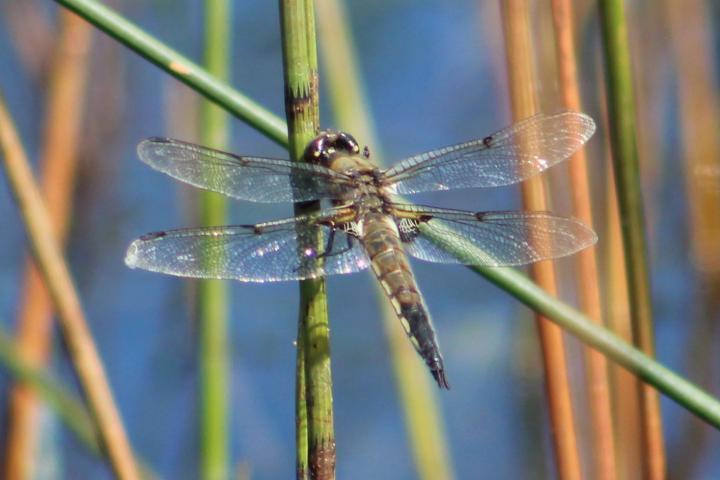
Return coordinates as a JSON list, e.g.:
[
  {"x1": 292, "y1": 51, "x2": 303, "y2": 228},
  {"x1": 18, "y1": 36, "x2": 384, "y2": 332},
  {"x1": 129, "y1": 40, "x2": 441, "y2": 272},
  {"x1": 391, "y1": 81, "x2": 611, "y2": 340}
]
[
  {"x1": 199, "y1": 1, "x2": 231, "y2": 479},
  {"x1": 295, "y1": 321, "x2": 309, "y2": 480},
  {"x1": 279, "y1": 1, "x2": 335, "y2": 479},
  {"x1": 598, "y1": 1, "x2": 665, "y2": 478}
]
